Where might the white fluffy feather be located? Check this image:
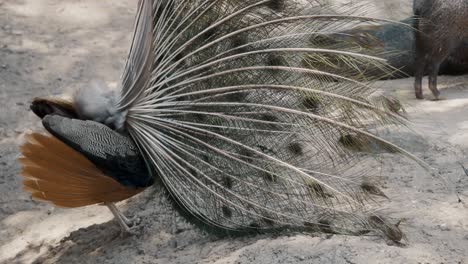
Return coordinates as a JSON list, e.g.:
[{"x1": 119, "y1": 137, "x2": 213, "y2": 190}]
[{"x1": 73, "y1": 80, "x2": 127, "y2": 130}]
